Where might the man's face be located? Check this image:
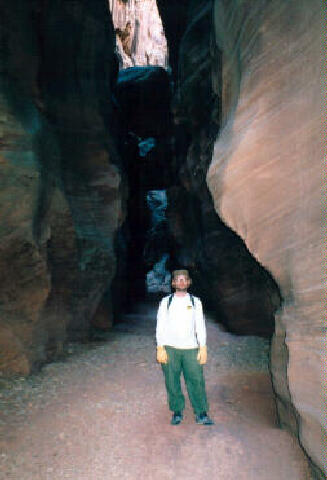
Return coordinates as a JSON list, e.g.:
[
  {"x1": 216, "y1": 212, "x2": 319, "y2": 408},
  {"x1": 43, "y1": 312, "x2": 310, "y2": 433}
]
[{"x1": 172, "y1": 274, "x2": 191, "y2": 292}]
